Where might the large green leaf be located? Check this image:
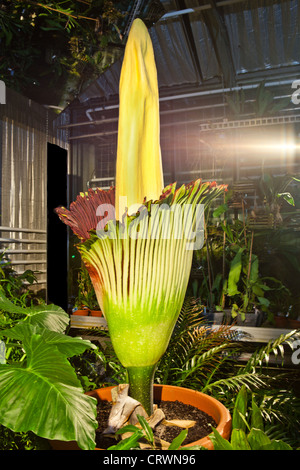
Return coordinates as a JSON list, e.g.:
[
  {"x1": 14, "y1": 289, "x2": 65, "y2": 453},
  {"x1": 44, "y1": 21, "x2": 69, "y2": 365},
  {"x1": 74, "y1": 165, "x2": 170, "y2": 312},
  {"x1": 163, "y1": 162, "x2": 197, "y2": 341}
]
[
  {"x1": 227, "y1": 248, "x2": 244, "y2": 296},
  {"x1": 0, "y1": 291, "x2": 69, "y2": 332},
  {"x1": 25, "y1": 304, "x2": 69, "y2": 332},
  {"x1": 250, "y1": 396, "x2": 264, "y2": 431},
  {"x1": 247, "y1": 428, "x2": 292, "y2": 450},
  {"x1": 230, "y1": 429, "x2": 251, "y2": 450},
  {"x1": 0, "y1": 330, "x2": 98, "y2": 450},
  {"x1": 1, "y1": 322, "x2": 96, "y2": 358},
  {"x1": 261, "y1": 440, "x2": 293, "y2": 450},
  {"x1": 209, "y1": 428, "x2": 233, "y2": 450},
  {"x1": 247, "y1": 428, "x2": 271, "y2": 449},
  {"x1": 232, "y1": 386, "x2": 248, "y2": 431},
  {"x1": 249, "y1": 255, "x2": 259, "y2": 283},
  {"x1": 168, "y1": 428, "x2": 188, "y2": 450}
]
